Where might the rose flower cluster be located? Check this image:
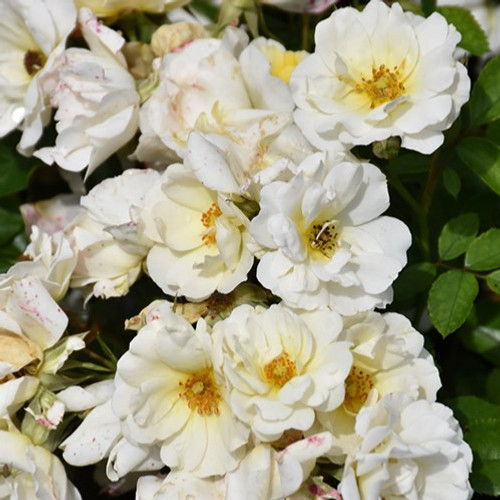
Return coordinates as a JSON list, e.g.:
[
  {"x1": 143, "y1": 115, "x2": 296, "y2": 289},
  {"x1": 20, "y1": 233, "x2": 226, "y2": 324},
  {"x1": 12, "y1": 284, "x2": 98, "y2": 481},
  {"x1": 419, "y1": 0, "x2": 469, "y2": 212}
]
[{"x1": 0, "y1": 0, "x2": 474, "y2": 498}]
